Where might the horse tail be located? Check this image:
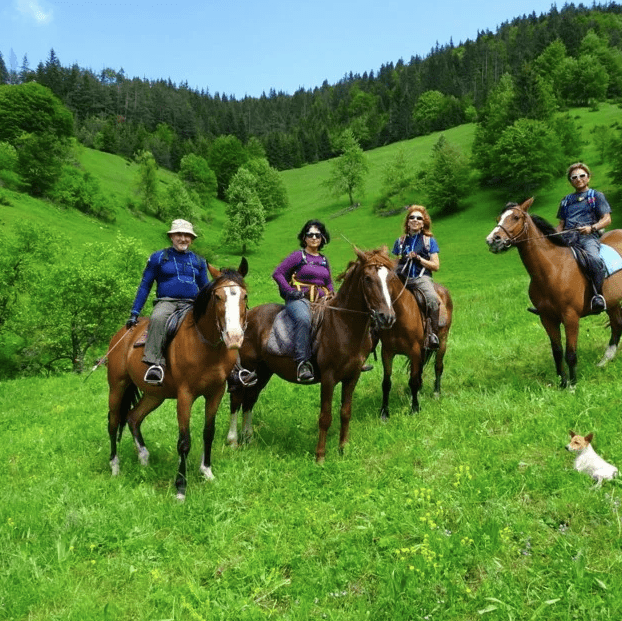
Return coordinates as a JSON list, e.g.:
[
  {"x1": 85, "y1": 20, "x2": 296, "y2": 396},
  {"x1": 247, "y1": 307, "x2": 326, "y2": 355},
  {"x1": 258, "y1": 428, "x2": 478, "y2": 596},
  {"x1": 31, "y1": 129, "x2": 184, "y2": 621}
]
[{"x1": 117, "y1": 382, "x2": 140, "y2": 441}]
